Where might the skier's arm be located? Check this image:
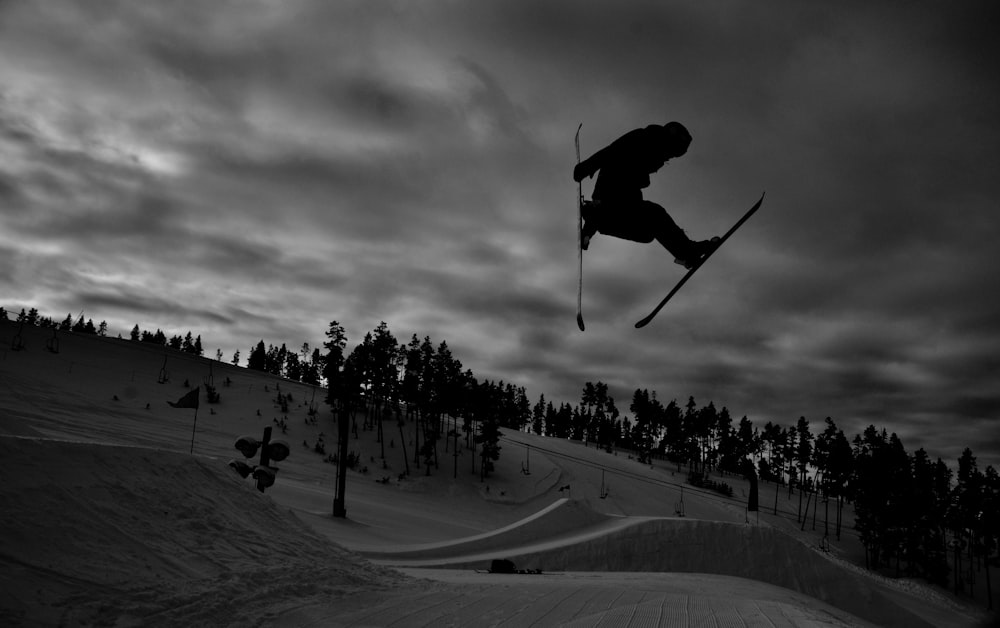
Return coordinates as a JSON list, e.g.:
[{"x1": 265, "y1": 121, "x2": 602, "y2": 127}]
[
  {"x1": 574, "y1": 145, "x2": 610, "y2": 182},
  {"x1": 572, "y1": 128, "x2": 645, "y2": 182}
]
